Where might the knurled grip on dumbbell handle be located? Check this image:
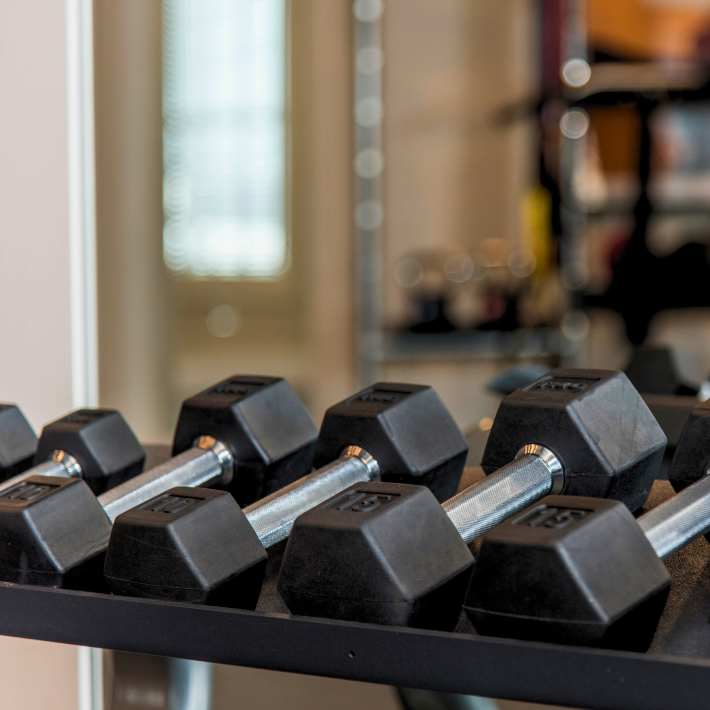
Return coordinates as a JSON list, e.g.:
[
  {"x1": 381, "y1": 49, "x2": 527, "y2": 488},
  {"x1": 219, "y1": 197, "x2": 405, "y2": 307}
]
[
  {"x1": 0, "y1": 450, "x2": 82, "y2": 494},
  {"x1": 442, "y1": 445, "x2": 563, "y2": 545},
  {"x1": 244, "y1": 446, "x2": 380, "y2": 549},
  {"x1": 99, "y1": 440, "x2": 379, "y2": 533},
  {"x1": 99, "y1": 440, "x2": 232, "y2": 522},
  {"x1": 638, "y1": 472, "x2": 710, "y2": 559}
]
